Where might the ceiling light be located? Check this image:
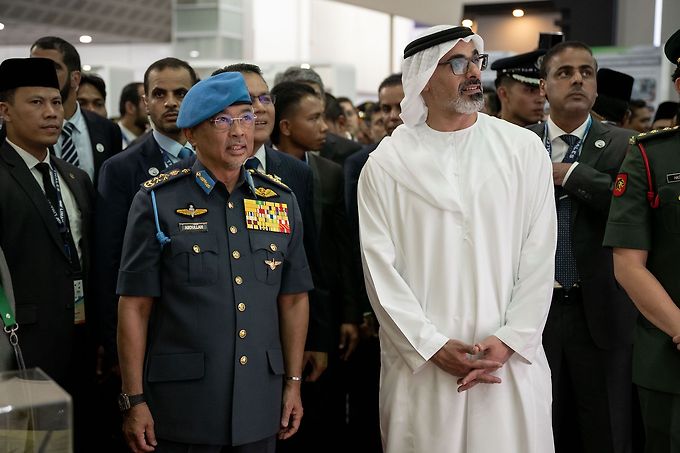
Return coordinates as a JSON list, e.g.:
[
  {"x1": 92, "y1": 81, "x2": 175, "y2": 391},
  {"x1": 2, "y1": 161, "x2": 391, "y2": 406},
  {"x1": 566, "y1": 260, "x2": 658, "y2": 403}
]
[
  {"x1": 461, "y1": 19, "x2": 473, "y2": 28},
  {"x1": 82, "y1": 65, "x2": 92, "y2": 71},
  {"x1": 300, "y1": 63, "x2": 311, "y2": 69},
  {"x1": 0, "y1": 23, "x2": 5, "y2": 31},
  {"x1": 79, "y1": 35, "x2": 92, "y2": 44},
  {"x1": 512, "y1": 9, "x2": 525, "y2": 17},
  {"x1": 189, "y1": 50, "x2": 200, "y2": 58}
]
